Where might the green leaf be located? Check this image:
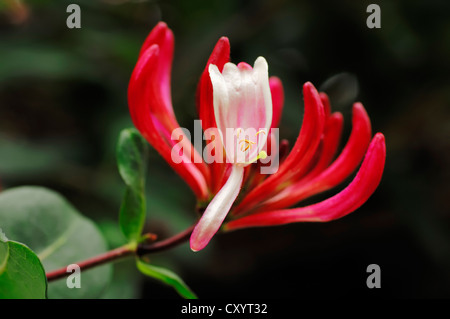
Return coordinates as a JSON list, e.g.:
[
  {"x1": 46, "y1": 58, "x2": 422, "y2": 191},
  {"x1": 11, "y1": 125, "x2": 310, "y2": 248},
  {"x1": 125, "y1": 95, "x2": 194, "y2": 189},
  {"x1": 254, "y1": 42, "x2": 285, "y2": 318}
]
[
  {"x1": 0, "y1": 186, "x2": 112, "y2": 299},
  {"x1": 117, "y1": 128, "x2": 149, "y2": 242},
  {"x1": 119, "y1": 188, "x2": 146, "y2": 243},
  {"x1": 0, "y1": 233, "x2": 47, "y2": 299},
  {"x1": 137, "y1": 259, "x2": 197, "y2": 299},
  {"x1": 117, "y1": 128, "x2": 149, "y2": 191}
]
